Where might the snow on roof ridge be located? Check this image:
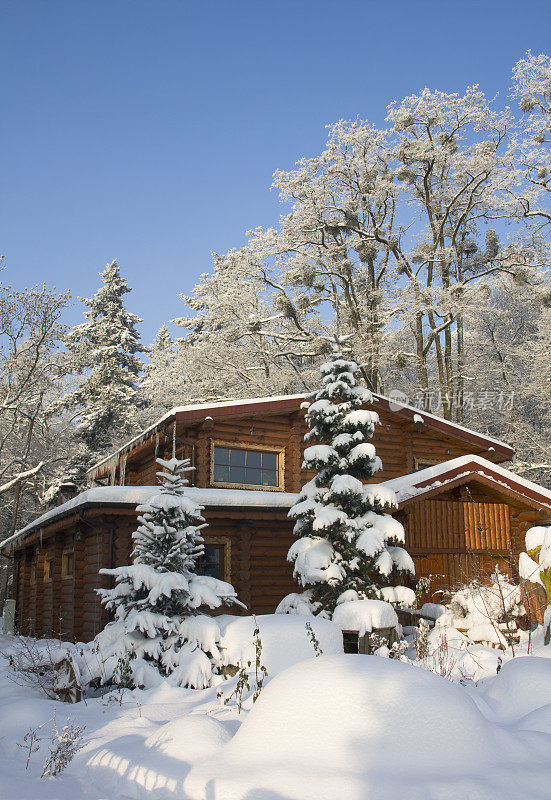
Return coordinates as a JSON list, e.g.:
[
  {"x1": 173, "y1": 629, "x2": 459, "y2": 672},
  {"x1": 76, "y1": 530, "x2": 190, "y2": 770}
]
[
  {"x1": 0, "y1": 485, "x2": 298, "y2": 551},
  {"x1": 385, "y1": 454, "x2": 551, "y2": 506}
]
